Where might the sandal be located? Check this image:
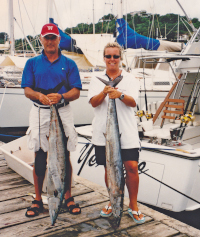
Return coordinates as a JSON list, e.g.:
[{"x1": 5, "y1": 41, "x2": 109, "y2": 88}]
[
  {"x1": 100, "y1": 205, "x2": 112, "y2": 217},
  {"x1": 128, "y1": 208, "x2": 145, "y2": 224},
  {"x1": 64, "y1": 197, "x2": 81, "y2": 215},
  {"x1": 25, "y1": 199, "x2": 43, "y2": 217}
]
